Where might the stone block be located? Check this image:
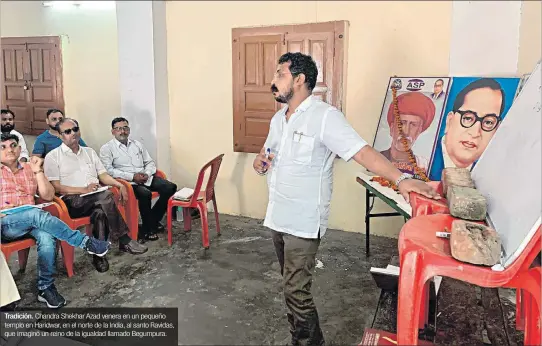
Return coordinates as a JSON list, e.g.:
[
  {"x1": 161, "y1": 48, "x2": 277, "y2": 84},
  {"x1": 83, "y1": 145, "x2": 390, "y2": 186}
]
[
  {"x1": 450, "y1": 220, "x2": 501, "y2": 266},
  {"x1": 442, "y1": 167, "x2": 475, "y2": 198},
  {"x1": 448, "y1": 185, "x2": 487, "y2": 221}
]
